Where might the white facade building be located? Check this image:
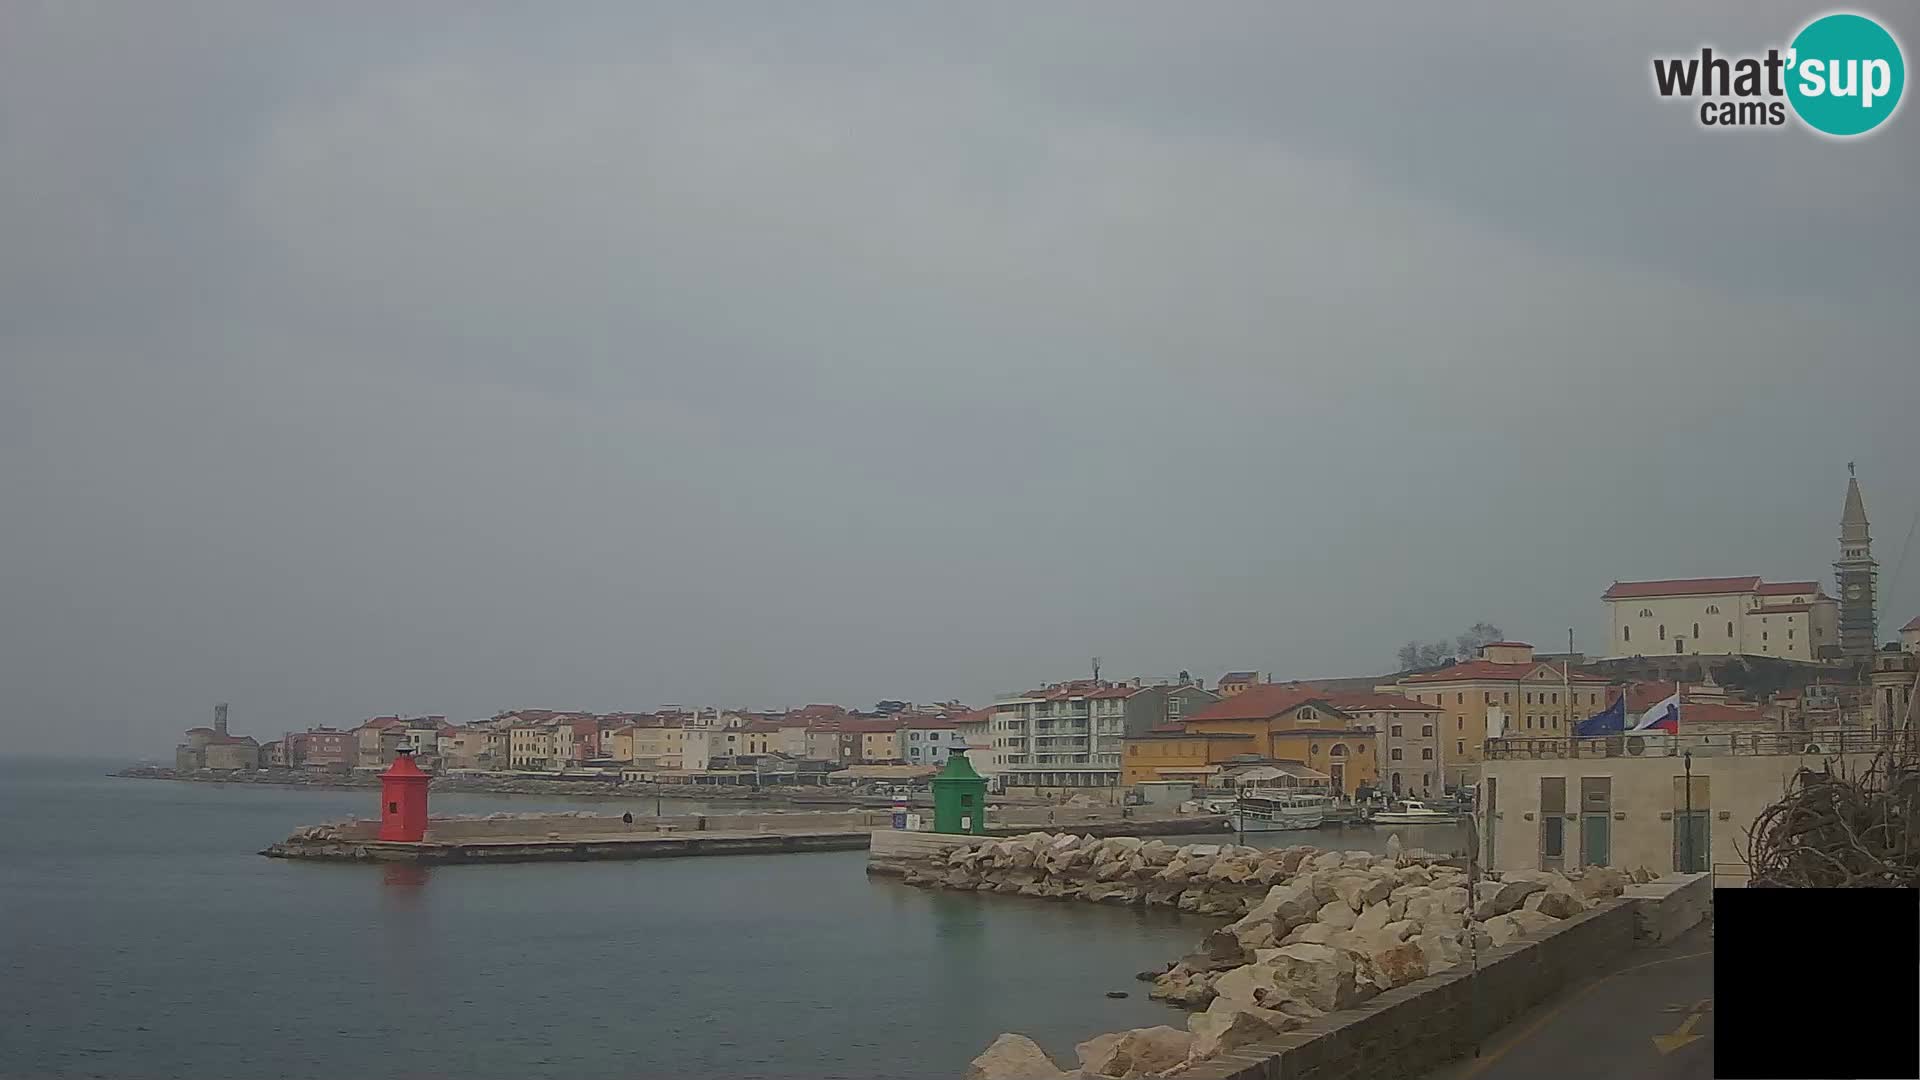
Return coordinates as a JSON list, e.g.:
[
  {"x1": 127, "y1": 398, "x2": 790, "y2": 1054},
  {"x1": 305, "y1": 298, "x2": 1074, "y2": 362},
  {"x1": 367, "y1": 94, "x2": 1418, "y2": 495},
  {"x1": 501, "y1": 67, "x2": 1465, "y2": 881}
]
[
  {"x1": 990, "y1": 681, "x2": 1131, "y2": 791},
  {"x1": 1603, "y1": 577, "x2": 1839, "y2": 662}
]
